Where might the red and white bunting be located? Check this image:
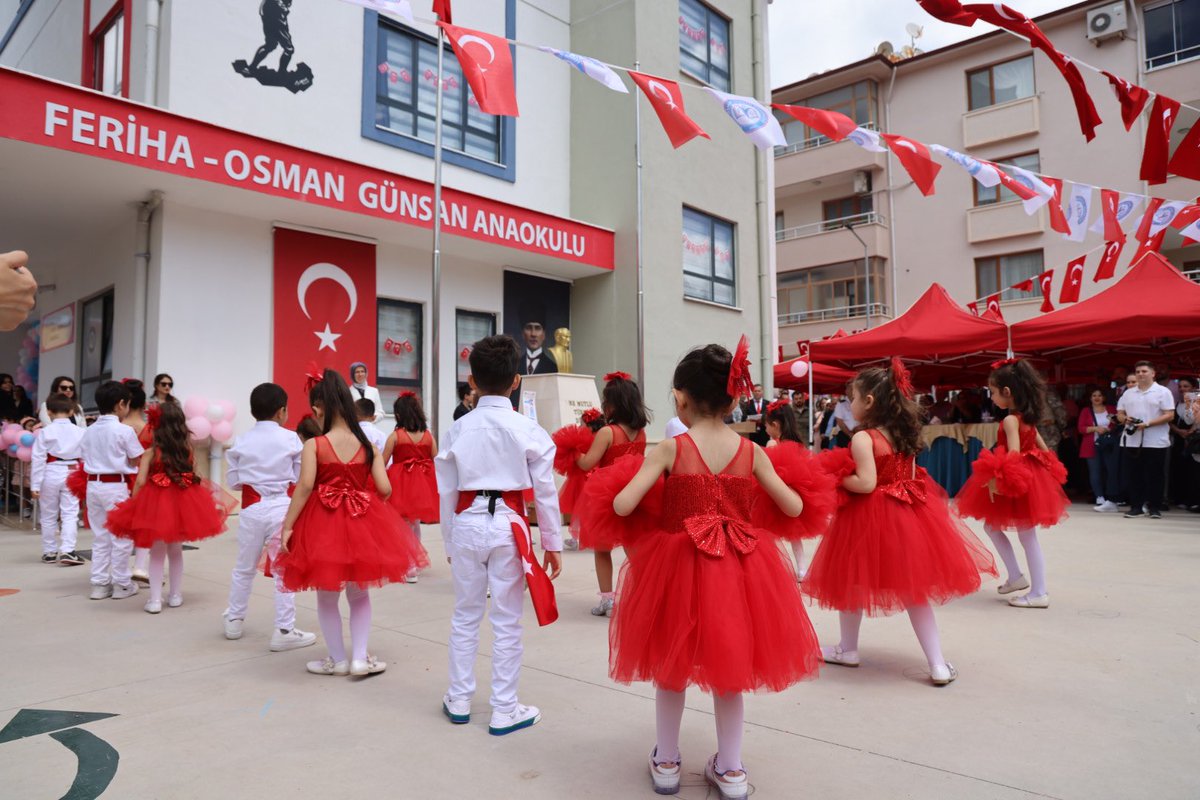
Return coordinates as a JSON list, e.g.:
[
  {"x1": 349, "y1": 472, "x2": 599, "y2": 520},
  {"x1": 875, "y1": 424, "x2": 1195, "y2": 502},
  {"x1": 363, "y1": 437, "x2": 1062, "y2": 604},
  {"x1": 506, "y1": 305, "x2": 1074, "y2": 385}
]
[
  {"x1": 1140, "y1": 95, "x2": 1181, "y2": 185},
  {"x1": 1059, "y1": 256, "x2": 1085, "y2": 303},
  {"x1": 1094, "y1": 239, "x2": 1124, "y2": 282}
]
